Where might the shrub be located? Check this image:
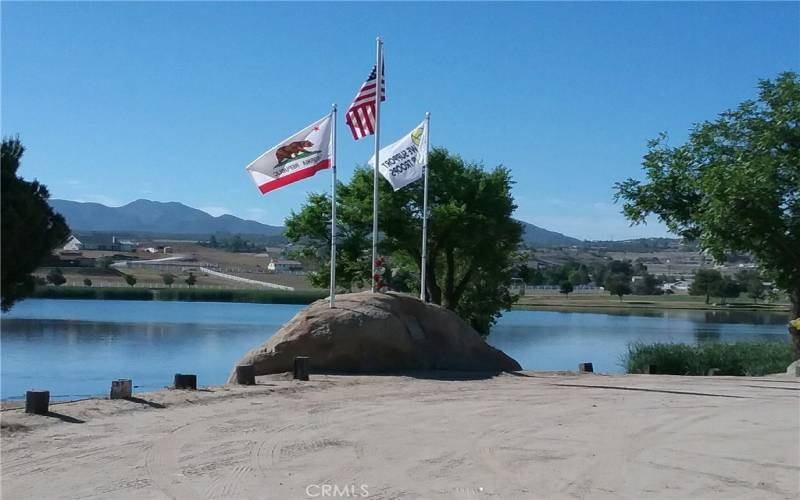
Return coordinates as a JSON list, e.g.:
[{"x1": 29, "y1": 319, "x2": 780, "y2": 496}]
[
  {"x1": 623, "y1": 340, "x2": 793, "y2": 376},
  {"x1": 46, "y1": 268, "x2": 66, "y2": 286}
]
